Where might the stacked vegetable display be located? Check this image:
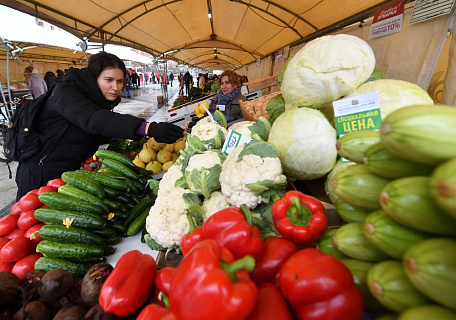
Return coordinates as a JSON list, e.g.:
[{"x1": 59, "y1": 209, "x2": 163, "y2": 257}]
[
  {"x1": 32, "y1": 150, "x2": 154, "y2": 276},
  {"x1": 321, "y1": 105, "x2": 456, "y2": 317}
]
